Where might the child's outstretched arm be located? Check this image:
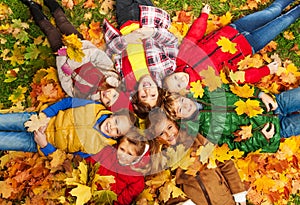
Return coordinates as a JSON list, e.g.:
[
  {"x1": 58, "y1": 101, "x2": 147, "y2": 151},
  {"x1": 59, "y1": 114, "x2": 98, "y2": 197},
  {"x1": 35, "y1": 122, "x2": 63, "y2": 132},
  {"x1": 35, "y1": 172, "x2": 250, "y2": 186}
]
[{"x1": 183, "y1": 4, "x2": 211, "y2": 43}]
